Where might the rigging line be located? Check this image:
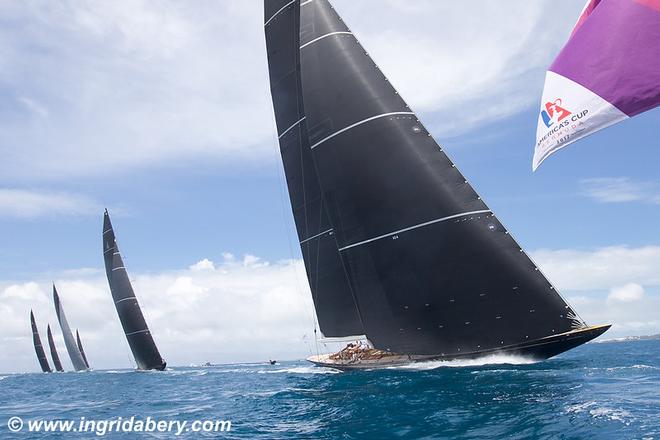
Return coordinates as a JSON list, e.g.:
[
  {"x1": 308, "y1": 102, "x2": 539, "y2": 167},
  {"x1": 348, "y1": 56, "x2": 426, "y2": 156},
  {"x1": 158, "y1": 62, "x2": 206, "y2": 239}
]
[
  {"x1": 292, "y1": 6, "x2": 319, "y2": 339},
  {"x1": 311, "y1": 194, "x2": 326, "y2": 357},
  {"x1": 267, "y1": 109, "x2": 316, "y2": 336},
  {"x1": 294, "y1": 12, "x2": 324, "y2": 354}
]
